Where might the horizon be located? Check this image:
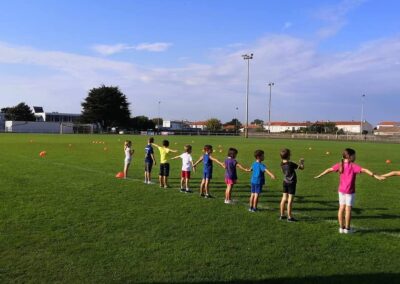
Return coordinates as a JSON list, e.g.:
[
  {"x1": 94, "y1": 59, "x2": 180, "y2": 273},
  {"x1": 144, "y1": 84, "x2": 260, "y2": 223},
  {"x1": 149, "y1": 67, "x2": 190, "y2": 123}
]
[{"x1": 1, "y1": 0, "x2": 399, "y2": 126}]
